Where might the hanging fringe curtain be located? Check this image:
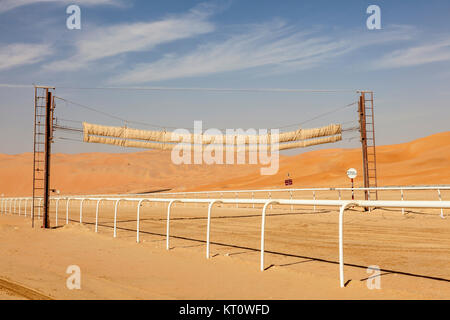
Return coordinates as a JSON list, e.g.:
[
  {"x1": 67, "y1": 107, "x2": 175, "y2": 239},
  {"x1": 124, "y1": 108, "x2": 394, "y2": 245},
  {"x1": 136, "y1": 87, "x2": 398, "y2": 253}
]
[
  {"x1": 83, "y1": 122, "x2": 341, "y2": 151},
  {"x1": 84, "y1": 122, "x2": 340, "y2": 144},
  {"x1": 83, "y1": 134, "x2": 342, "y2": 151}
]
